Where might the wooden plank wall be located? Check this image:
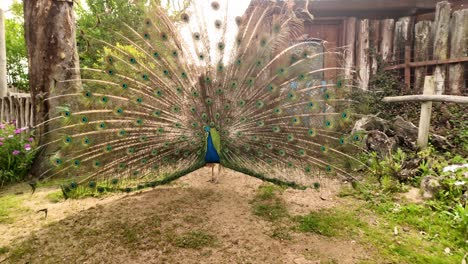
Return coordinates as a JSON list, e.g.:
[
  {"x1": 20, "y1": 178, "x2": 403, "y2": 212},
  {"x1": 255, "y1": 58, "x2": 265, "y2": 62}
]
[
  {"x1": 0, "y1": 93, "x2": 34, "y2": 128},
  {"x1": 344, "y1": 1, "x2": 468, "y2": 95}
]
